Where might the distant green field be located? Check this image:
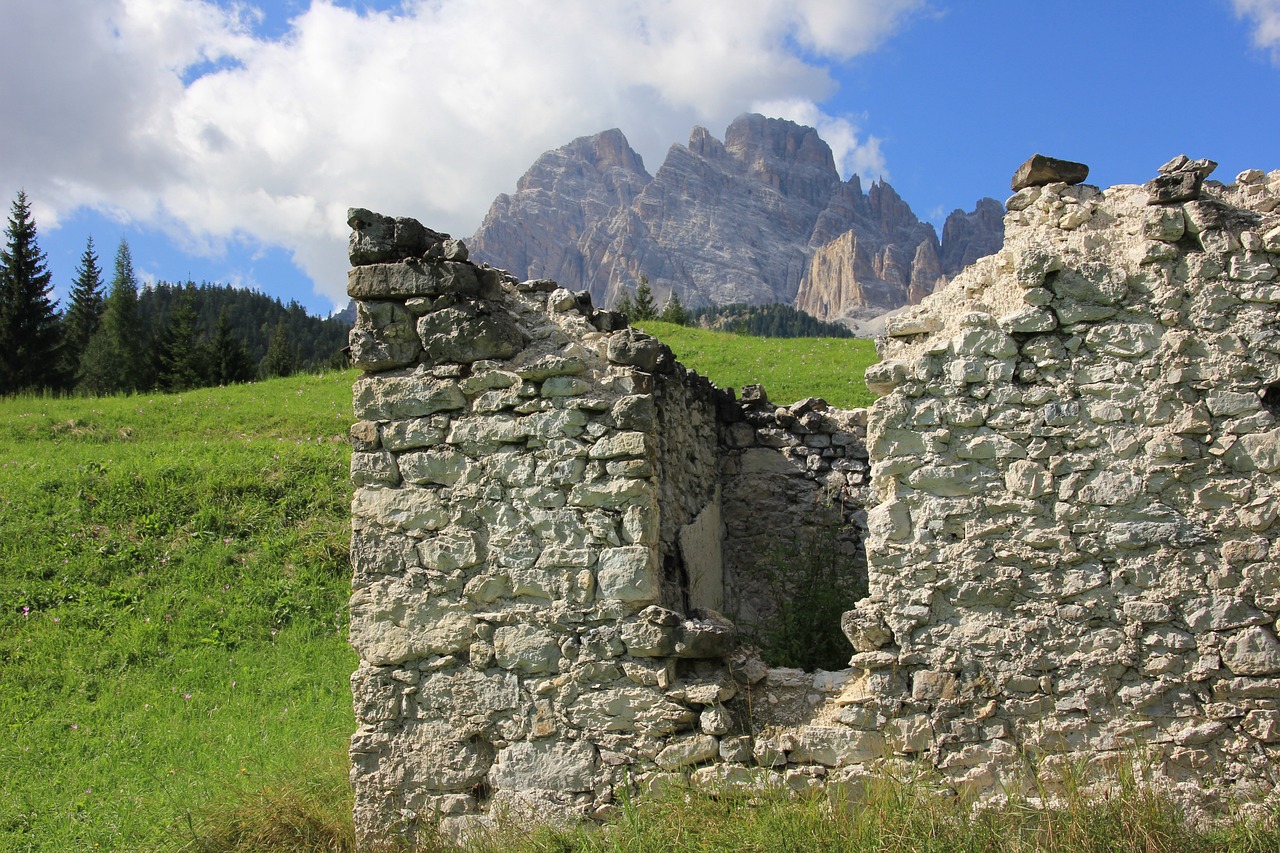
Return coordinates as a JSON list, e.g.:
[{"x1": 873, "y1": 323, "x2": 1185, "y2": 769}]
[
  {"x1": 0, "y1": 373, "x2": 358, "y2": 852},
  {"x1": 637, "y1": 321, "x2": 879, "y2": 409}
]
